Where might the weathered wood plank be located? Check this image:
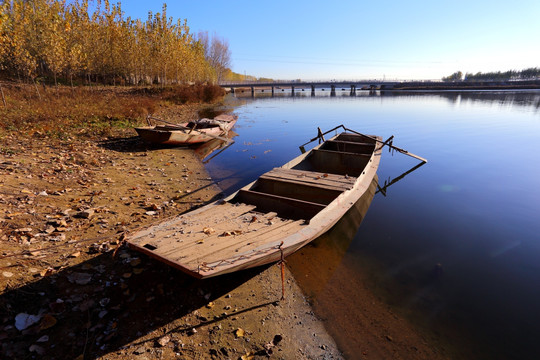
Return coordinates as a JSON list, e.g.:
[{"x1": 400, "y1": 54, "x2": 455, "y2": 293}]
[
  {"x1": 158, "y1": 211, "x2": 279, "y2": 257},
  {"x1": 234, "y1": 189, "x2": 326, "y2": 220},
  {"x1": 262, "y1": 168, "x2": 355, "y2": 189},
  {"x1": 254, "y1": 177, "x2": 343, "y2": 205},
  {"x1": 181, "y1": 218, "x2": 304, "y2": 267},
  {"x1": 321, "y1": 140, "x2": 375, "y2": 154},
  {"x1": 128, "y1": 203, "x2": 257, "y2": 250}
]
